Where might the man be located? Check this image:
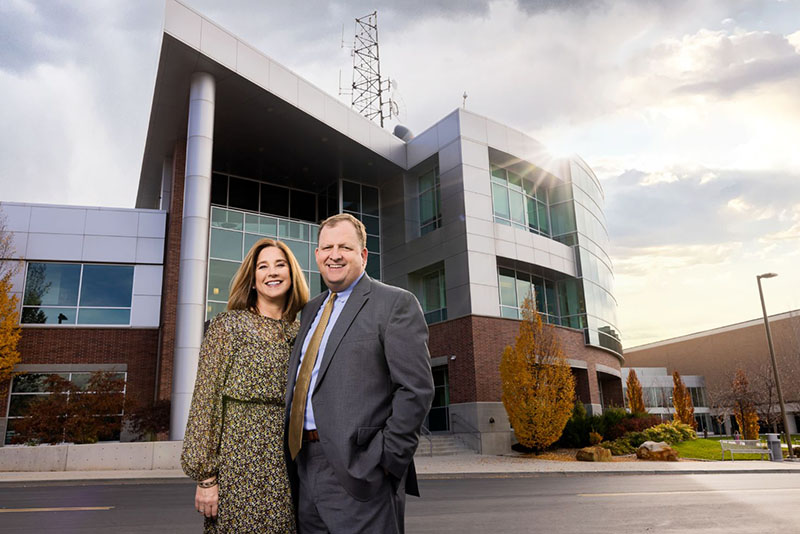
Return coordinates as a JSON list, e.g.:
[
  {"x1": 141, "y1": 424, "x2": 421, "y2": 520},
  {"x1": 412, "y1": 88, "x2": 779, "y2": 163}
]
[{"x1": 285, "y1": 213, "x2": 434, "y2": 533}]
